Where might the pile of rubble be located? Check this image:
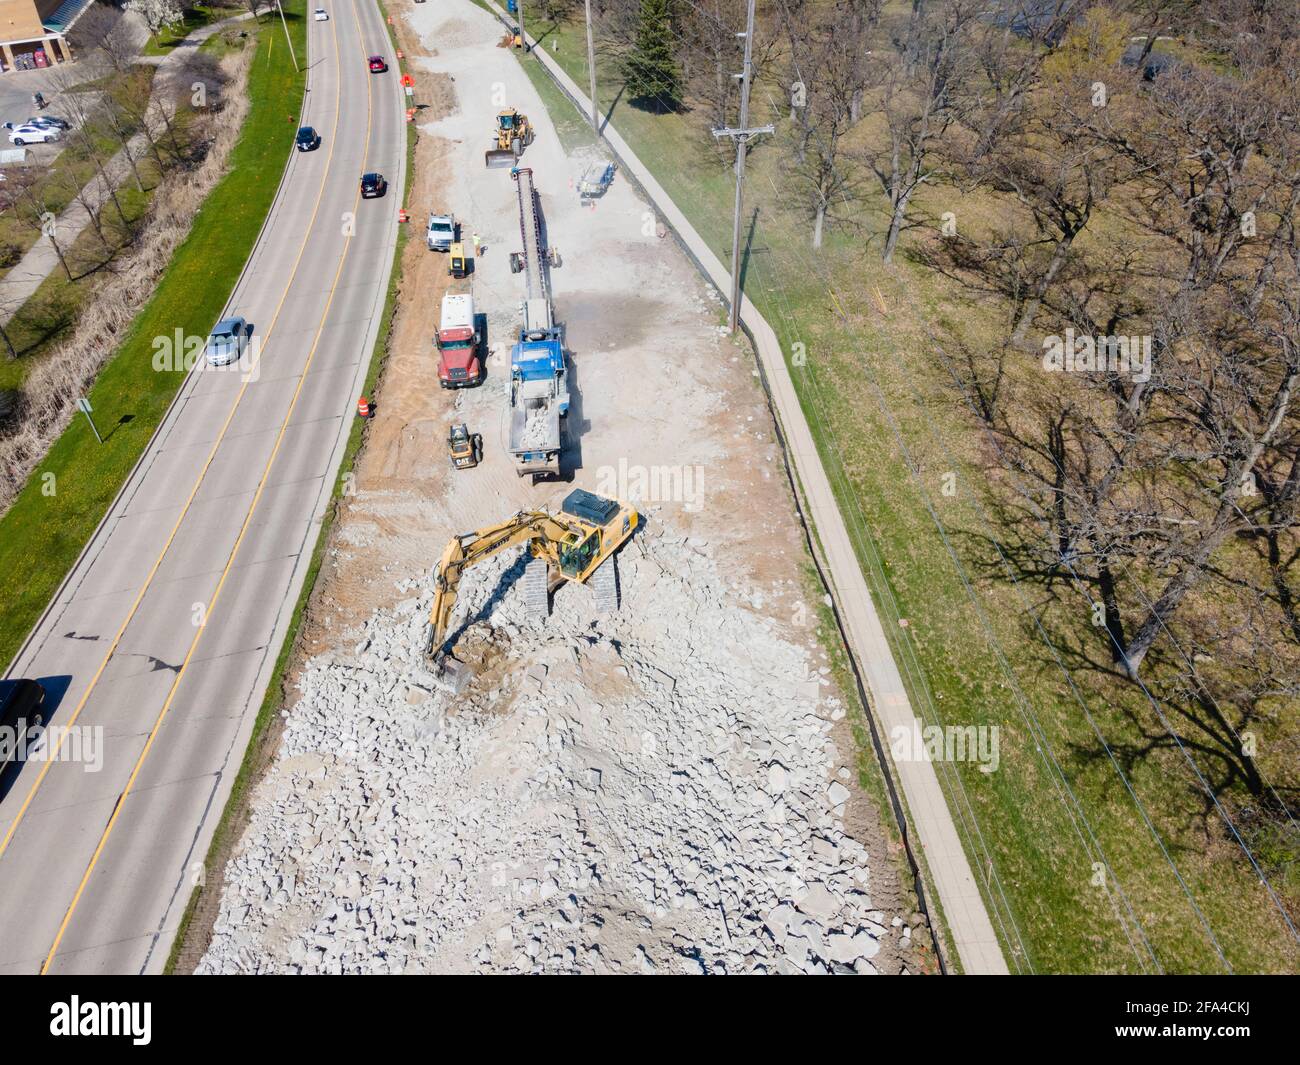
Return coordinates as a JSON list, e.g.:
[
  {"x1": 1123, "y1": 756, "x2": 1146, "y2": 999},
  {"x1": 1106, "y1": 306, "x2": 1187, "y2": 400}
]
[
  {"x1": 198, "y1": 519, "x2": 898, "y2": 973},
  {"x1": 519, "y1": 405, "x2": 553, "y2": 447}
]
